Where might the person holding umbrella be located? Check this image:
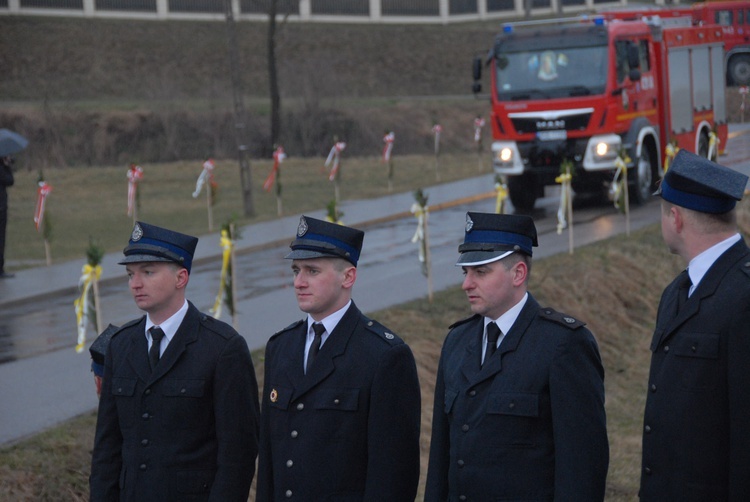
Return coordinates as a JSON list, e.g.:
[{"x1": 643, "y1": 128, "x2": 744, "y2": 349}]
[{"x1": 0, "y1": 128, "x2": 29, "y2": 279}]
